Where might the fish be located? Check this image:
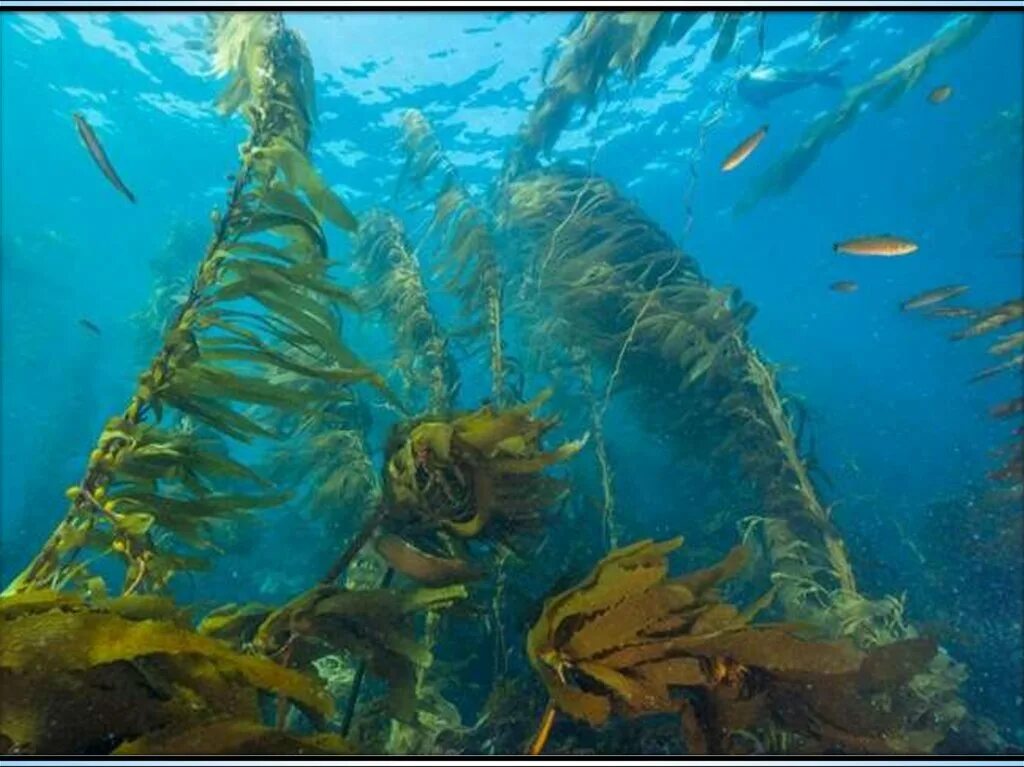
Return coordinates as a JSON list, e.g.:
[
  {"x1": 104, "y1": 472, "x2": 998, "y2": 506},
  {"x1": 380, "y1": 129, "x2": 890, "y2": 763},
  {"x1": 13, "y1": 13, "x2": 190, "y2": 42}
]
[
  {"x1": 72, "y1": 112, "x2": 136, "y2": 204},
  {"x1": 736, "y1": 59, "x2": 848, "y2": 108},
  {"x1": 834, "y1": 235, "x2": 918, "y2": 257},
  {"x1": 78, "y1": 318, "x2": 102, "y2": 335},
  {"x1": 830, "y1": 280, "x2": 859, "y2": 293},
  {"x1": 927, "y1": 306, "x2": 977, "y2": 319},
  {"x1": 928, "y1": 85, "x2": 953, "y2": 104},
  {"x1": 900, "y1": 284, "x2": 969, "y2": 311},
  {"x1": 990, "y1": 396, "x2": 1023, "y2": 420},
  {"x1": 969, "y1": 354, "x2": 1023, "y2": 384},
  {"x1": 989, "y1": 330, "x2": 1024, "y2": 355},
  {"x1": 721, "y1": 125, "x2": 768, "y2": 172},
  {"x1": 952, "y1": 299, "x2": 1024, "y2": 340}
]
